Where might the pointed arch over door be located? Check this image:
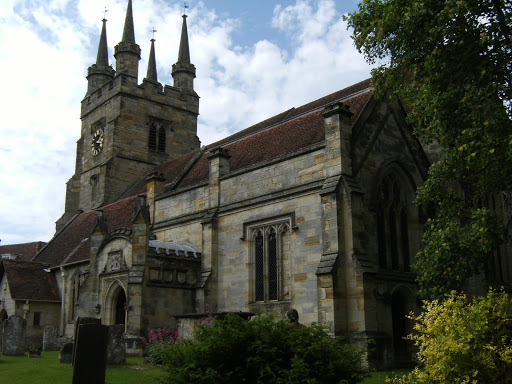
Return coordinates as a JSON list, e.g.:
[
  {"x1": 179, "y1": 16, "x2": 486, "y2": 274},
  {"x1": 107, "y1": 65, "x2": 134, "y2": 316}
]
[{"x1": 104, "y1": 280, "x2": 127, "y2": 327}]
